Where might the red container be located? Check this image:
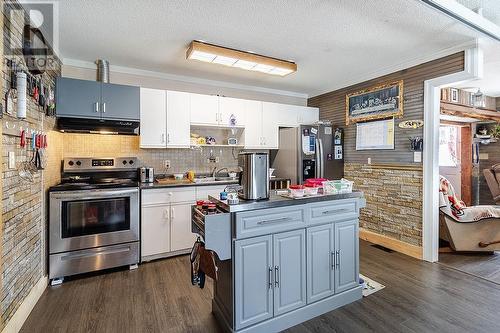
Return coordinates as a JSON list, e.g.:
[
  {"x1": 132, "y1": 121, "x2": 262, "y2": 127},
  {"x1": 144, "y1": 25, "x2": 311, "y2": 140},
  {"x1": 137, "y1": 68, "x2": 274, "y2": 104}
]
[{"x1": 305, "y1": 178, "x2": 327, "y2": 186}]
